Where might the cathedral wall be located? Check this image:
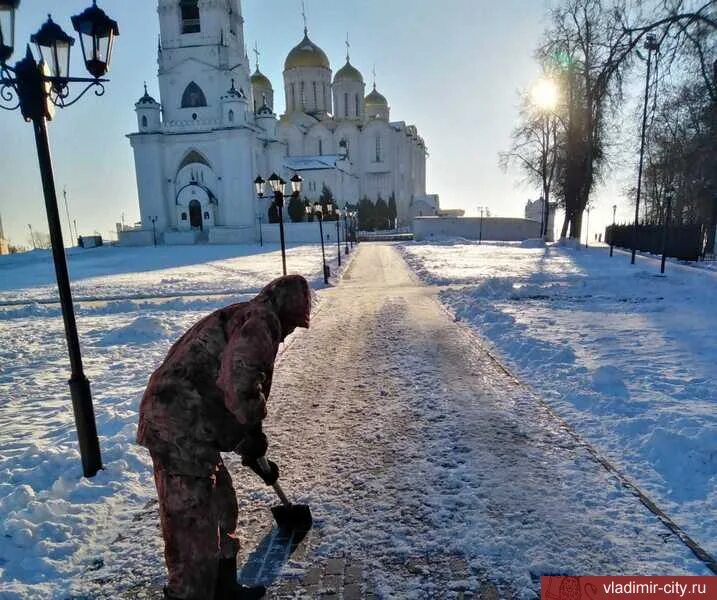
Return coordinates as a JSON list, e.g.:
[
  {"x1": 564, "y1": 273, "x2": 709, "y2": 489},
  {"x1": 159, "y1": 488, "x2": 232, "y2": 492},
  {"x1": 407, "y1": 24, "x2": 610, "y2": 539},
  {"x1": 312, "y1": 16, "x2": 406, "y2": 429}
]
[
  {"x1": 215, "y1": 130, "x2": 257, "y2": 228},
  {"x1": 306, "y1": 124, "x2": 335, "y2": 157},
  {"x1": 130, "y1": 136, "x2": 169, "y2": 233}
]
